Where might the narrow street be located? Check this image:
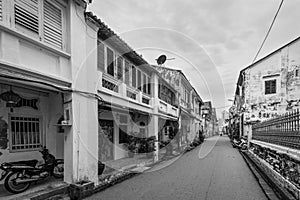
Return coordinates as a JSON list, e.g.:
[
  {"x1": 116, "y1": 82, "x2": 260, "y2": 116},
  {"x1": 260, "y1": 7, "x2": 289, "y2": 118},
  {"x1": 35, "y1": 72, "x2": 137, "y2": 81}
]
[{"x1": 87, "y1": 136, "x2": 267, "y2": 200}]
